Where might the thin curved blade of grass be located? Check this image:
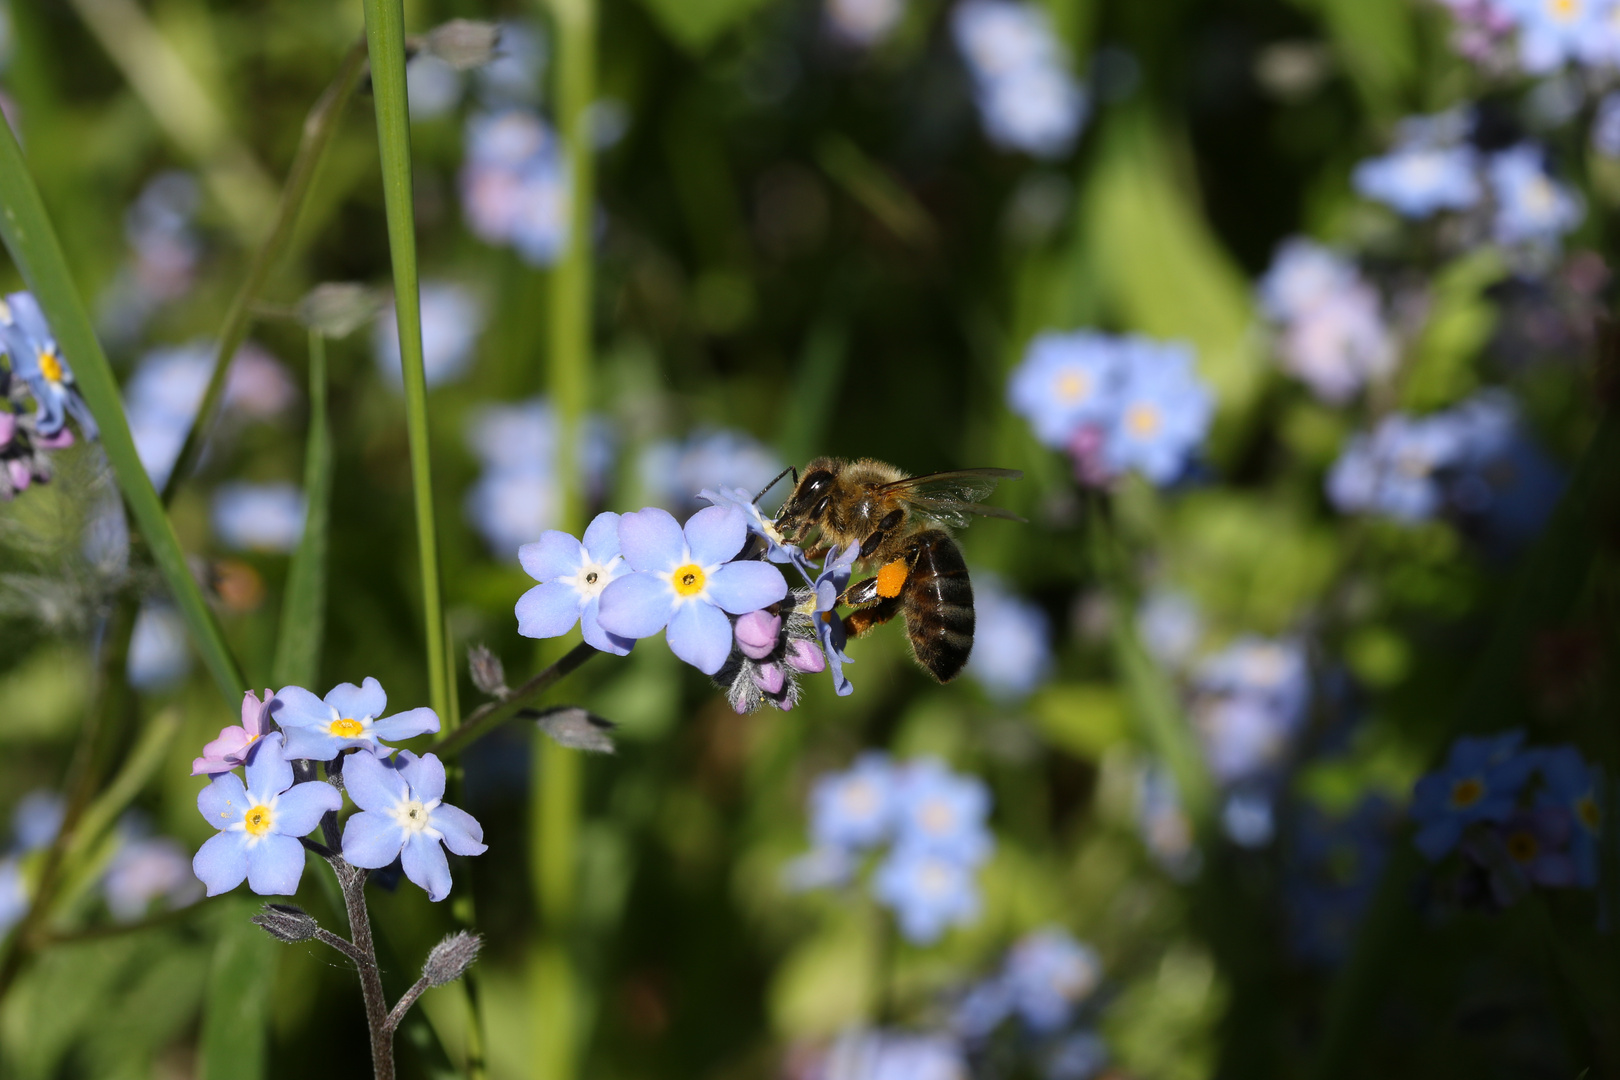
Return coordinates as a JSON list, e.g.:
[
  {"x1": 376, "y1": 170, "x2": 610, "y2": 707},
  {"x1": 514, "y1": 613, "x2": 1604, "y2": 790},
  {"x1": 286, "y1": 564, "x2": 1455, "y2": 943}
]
[
  {"x1": 1309, "y1": 413, "x2": 1620, "y2": 1080},
  {"x1": 271, "y1": 331, "x2": 332, "y2": 690},
  {"x1": 0, "y1": 120, "x2": 244, "y2": 703},
  {"x1": 160, "y1": 38, "x2": 367, "y2": 507},
  {"x1": 360, "y1": 0, "x2": 450, "y2": 723}
]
